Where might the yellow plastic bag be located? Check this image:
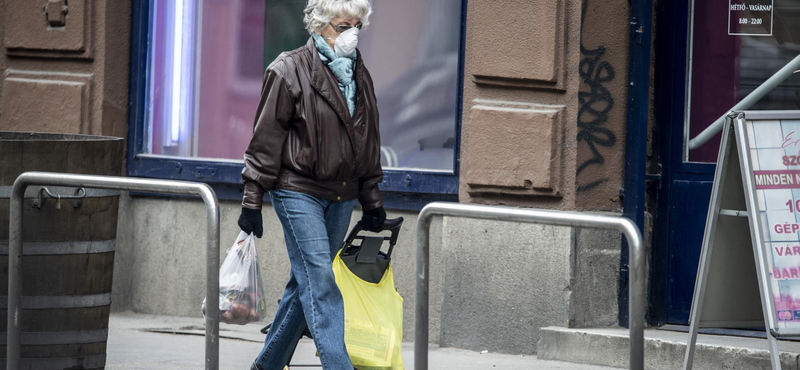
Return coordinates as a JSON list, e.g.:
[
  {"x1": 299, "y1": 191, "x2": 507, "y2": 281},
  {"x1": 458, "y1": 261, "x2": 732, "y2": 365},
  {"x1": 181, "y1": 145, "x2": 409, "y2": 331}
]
[{"x1": 333, "y1": 251, "x2": 404, "y2": 370}]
